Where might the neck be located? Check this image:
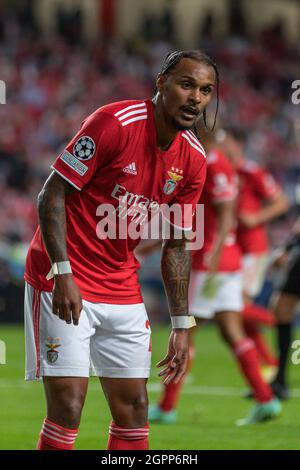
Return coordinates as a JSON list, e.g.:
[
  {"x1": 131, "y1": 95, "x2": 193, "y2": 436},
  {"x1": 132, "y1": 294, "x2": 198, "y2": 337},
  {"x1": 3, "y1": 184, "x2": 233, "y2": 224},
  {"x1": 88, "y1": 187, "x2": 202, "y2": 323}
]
[
  {"x1": 152, "y1": 97, "x2": 178, "y2": 151},
  {"x1": 204, "y1": 141, "x2": 214, "y2": 152}
]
